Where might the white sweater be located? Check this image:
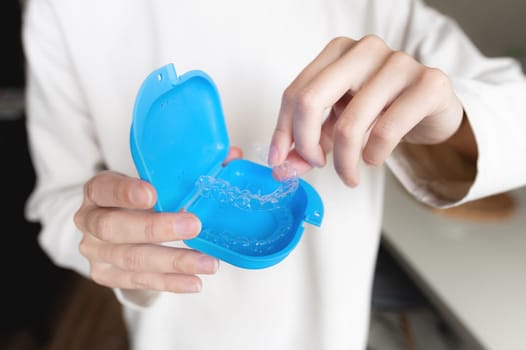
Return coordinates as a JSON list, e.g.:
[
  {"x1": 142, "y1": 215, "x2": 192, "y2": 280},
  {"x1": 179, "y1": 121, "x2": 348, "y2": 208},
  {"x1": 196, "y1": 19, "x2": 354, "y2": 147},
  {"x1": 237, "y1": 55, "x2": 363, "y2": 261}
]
[{"x1": 22, "y1": 0, "x2": 526, "y2": 349}]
